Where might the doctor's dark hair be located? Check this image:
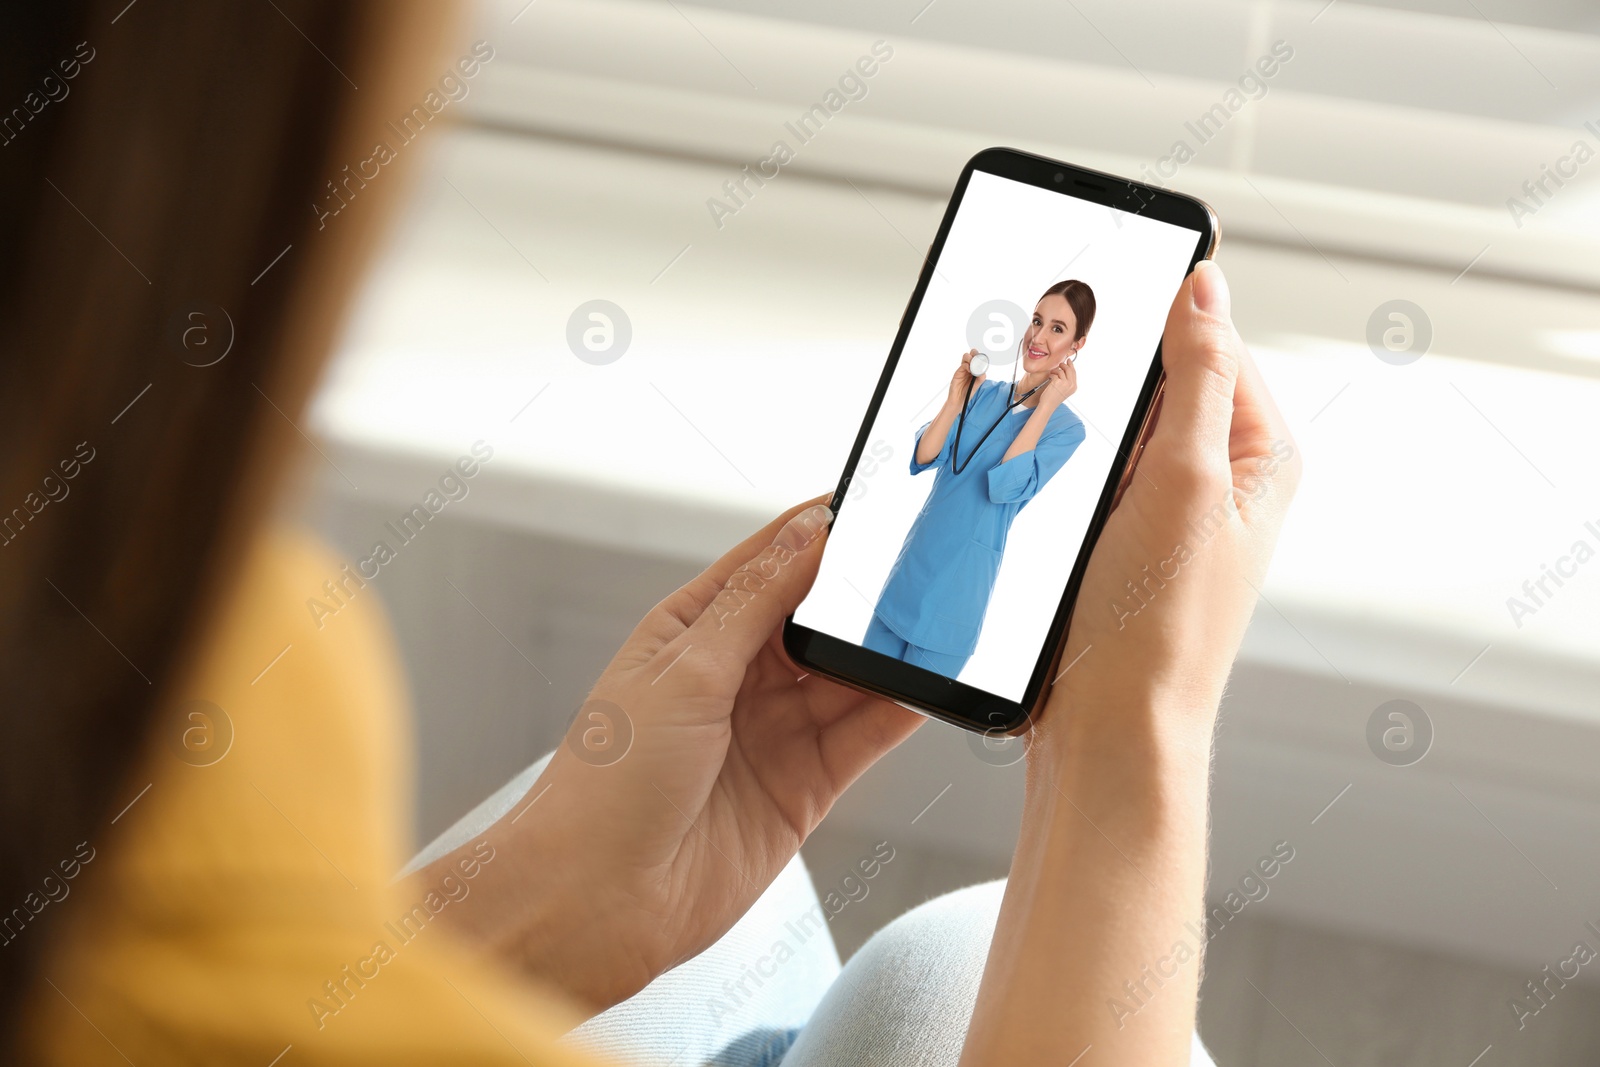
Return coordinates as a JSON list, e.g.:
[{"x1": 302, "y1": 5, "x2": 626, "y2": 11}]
[{"x1": 1038, "y1": 279, "x2": 1096, "y2": 342}]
